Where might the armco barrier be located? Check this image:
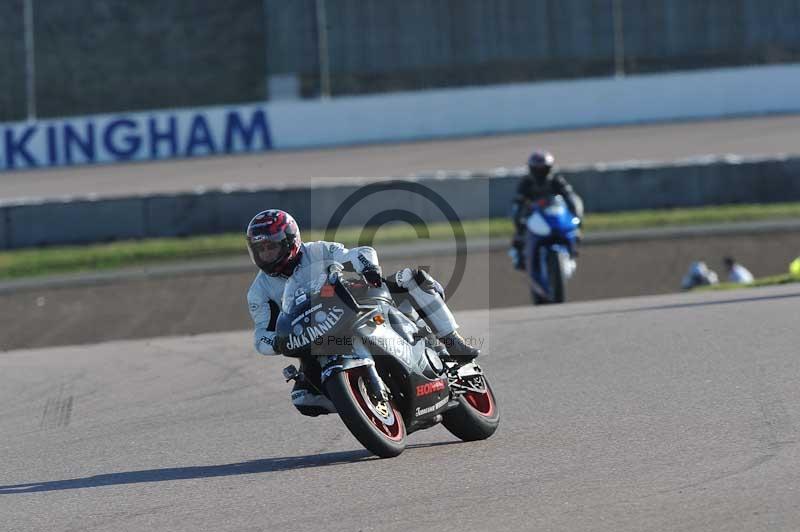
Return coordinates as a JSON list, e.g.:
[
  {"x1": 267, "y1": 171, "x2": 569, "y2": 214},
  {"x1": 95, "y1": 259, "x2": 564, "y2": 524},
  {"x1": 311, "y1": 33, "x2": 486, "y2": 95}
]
[
  {"x1": 563, "y1": 155, "x2": 800, "y2": 211},
  {"x1": 6, "y1": 197, "x2": 147, "y2": 248},
  {"x1": 0, "y1": 155, "x2": 798, "y2": 250},
  {"x1": 0, "y1": 208, "x2": 8, "y2": 249}
]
